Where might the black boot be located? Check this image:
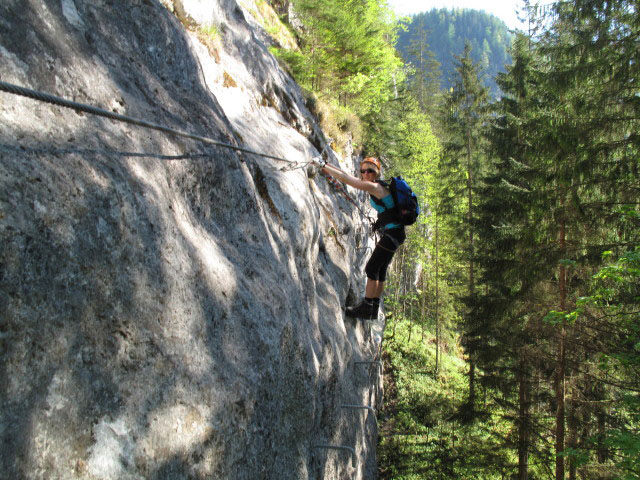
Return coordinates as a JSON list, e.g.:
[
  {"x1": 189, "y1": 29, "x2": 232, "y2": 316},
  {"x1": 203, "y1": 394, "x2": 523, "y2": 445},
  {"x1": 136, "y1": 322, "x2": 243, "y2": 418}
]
[
  {"x1": 346, "y1": 298, "x2": 378, "y2": 320},
  {"x1": 371, "y1": 297, "x2": 380, "y2": 318}
]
